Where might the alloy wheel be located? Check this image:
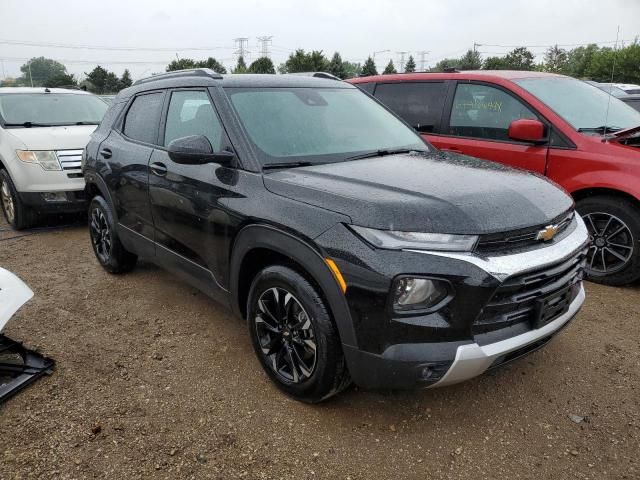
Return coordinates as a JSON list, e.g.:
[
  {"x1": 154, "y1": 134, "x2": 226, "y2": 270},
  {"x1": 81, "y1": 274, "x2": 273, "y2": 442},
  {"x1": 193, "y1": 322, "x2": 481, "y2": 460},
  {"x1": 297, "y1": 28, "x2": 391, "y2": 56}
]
[
  {"x1": 254, "y1": 287, "x2": 317, "y2": 384},
  {"x1": 90, "y1": 208, "x2": 112, "y2": 263},
  {"x1": 583, "y1": 212, "x2": 634, "y2": 275},
  {"x1": 0, "y1": 179, "x2": 15, "y2": 224}
]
